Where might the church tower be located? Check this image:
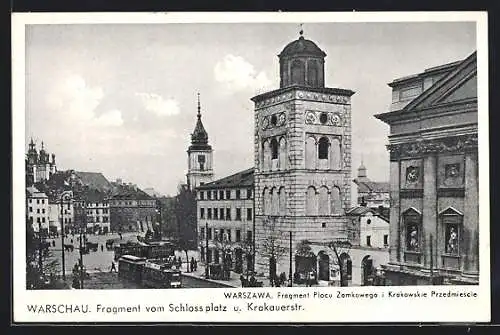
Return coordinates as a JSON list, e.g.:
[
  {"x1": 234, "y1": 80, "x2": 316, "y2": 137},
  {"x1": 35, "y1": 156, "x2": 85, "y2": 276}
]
[
  {"x1": 251, "y1": 29, "x2": 355, "y2": 276},
  {"x1": 186, "y1": 93, "x2": 214, "y2": 190}
]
